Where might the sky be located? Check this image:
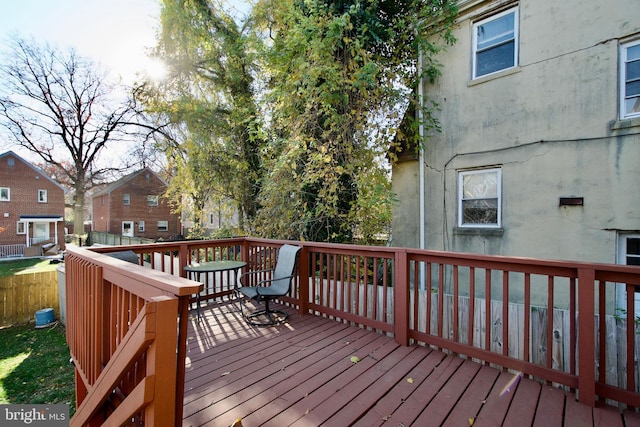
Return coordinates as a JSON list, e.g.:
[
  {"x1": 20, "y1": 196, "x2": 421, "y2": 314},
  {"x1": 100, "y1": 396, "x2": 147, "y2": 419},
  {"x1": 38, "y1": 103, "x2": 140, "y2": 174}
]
[
  {"x1": 0, "y1": 0, "x2": 163, "y2": 84},
  {"x1": 0, "y1": 0, "x2": 251, "y2": 162}
]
